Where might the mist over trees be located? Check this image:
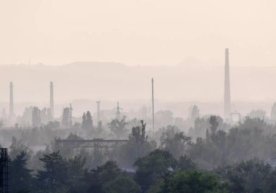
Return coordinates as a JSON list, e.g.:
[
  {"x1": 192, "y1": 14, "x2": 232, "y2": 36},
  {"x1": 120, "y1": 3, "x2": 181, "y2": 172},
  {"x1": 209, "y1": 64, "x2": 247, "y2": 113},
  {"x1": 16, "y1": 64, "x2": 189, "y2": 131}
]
[
  {"x1": 2, "y1": 0, "x2": 276, "y2": 192},
  {"x1": 4, "y1": 110, "x2": 276, "y2": 193},
  {"x1": 2, "y1": 61, "x2": 276, "y2": 193}
]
